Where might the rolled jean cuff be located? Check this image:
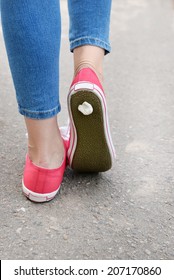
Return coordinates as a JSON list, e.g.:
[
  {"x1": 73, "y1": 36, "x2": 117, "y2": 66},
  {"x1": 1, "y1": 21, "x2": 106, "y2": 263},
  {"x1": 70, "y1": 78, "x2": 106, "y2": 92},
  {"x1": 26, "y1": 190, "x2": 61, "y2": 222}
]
[
  {"x1": 18, "y1": 104, "x2": 61, "y2": 120},
  {"x1": 70, "y1": 36, "x2": 111, "y2": 55}
]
